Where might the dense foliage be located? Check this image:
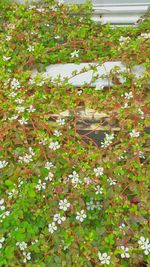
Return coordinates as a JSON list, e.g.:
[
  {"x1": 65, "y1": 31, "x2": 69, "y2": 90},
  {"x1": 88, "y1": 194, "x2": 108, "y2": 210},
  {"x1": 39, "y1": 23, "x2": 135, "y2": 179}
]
[{"x1": 0, "y1": 0, "x2": 150, "y2": 266}]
